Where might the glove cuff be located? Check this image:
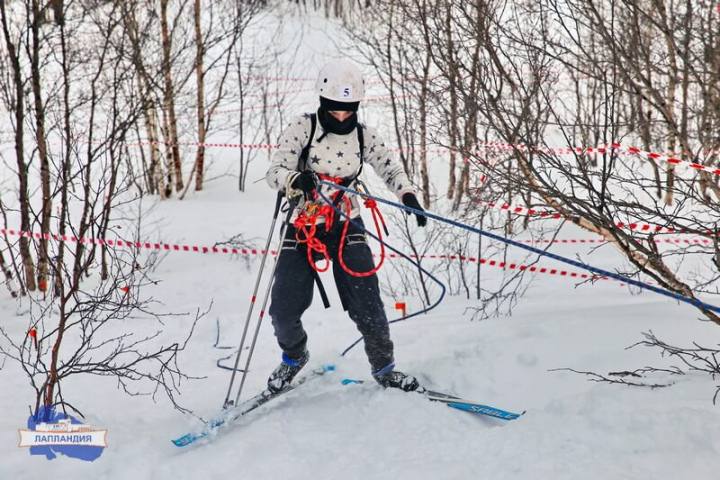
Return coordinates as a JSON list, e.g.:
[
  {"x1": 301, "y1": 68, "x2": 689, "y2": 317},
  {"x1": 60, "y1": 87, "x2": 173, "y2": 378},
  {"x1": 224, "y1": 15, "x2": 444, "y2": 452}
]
[{"x1": 285, "y1": 172, "x2": 303, "y2": 199}]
